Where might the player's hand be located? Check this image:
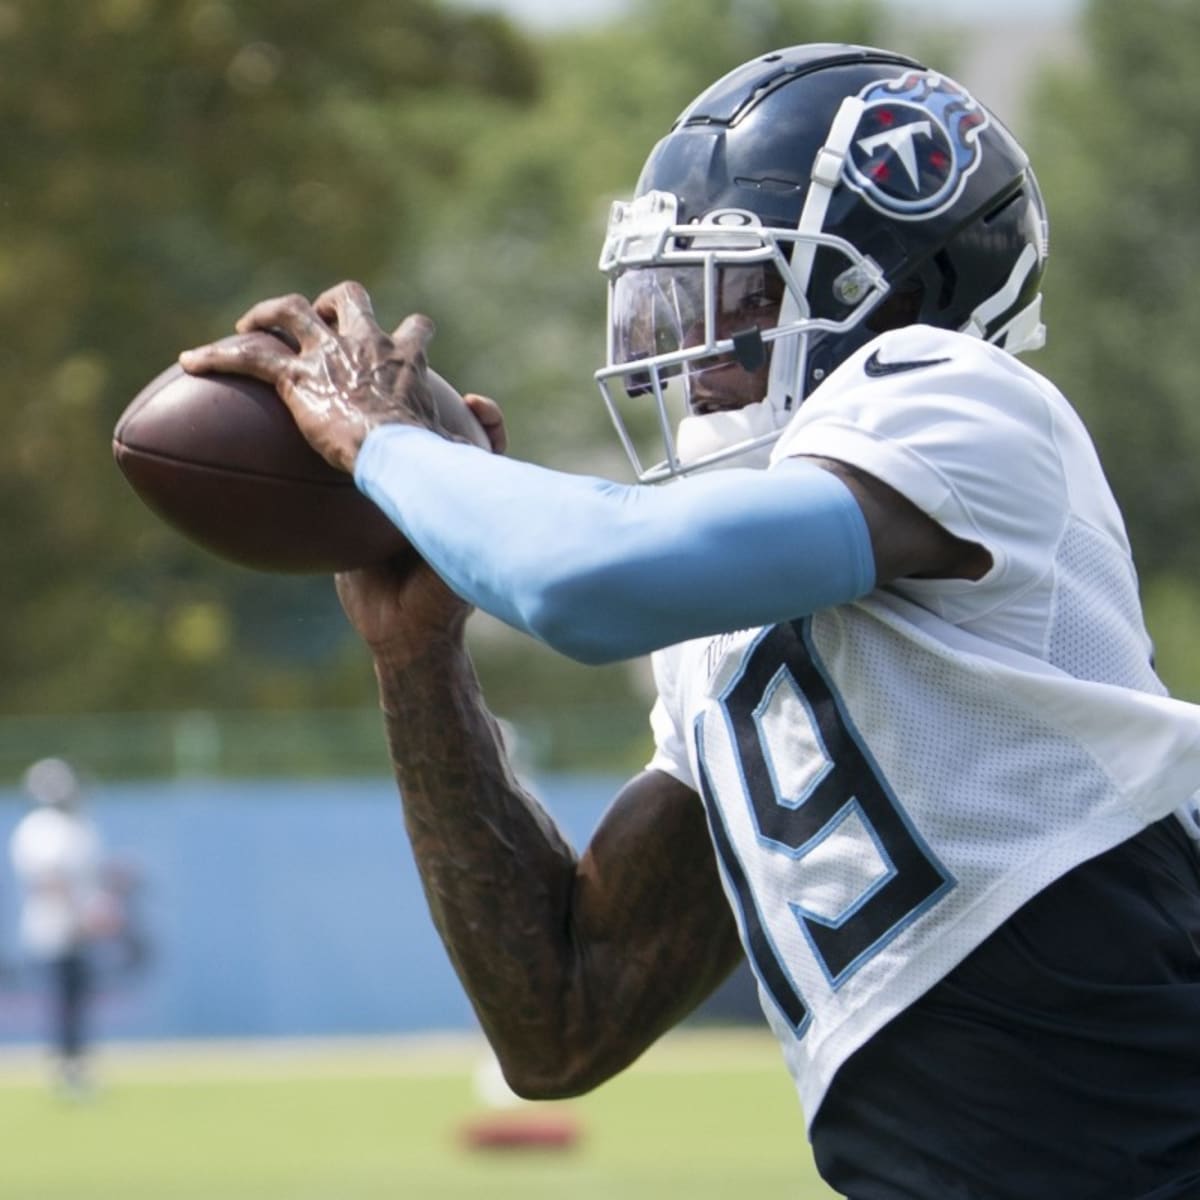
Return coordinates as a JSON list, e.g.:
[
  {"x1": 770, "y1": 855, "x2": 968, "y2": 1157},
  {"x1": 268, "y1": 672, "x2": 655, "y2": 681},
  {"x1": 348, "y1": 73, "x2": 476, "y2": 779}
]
[
  {"x1": 179, "y1": 281, "x2": 446, "y2": 474},
  {"x1": 461, "y1": 391, "x2": 507, "y2": 455}
]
